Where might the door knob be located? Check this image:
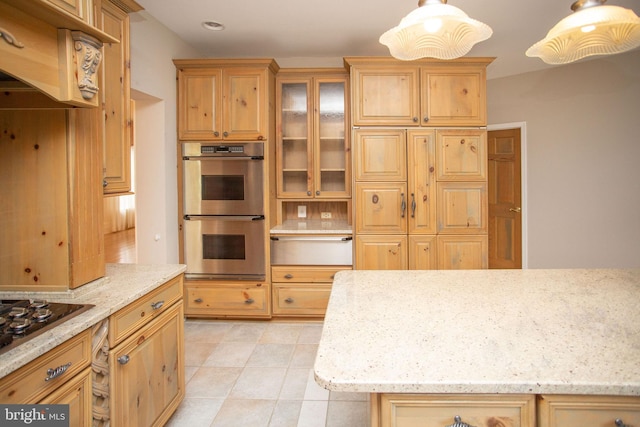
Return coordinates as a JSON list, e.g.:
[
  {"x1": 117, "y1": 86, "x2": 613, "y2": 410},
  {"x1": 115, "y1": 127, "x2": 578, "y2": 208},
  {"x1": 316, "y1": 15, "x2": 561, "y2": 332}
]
[{"x1": 509, "y1": 207, "x2": 522, "y2": 213}]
